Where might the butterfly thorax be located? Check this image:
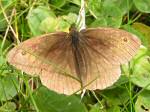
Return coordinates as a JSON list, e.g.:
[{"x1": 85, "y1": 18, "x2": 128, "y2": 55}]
[{"x1": 69, "y1": 26, "x2": 79, "y2": 48}]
